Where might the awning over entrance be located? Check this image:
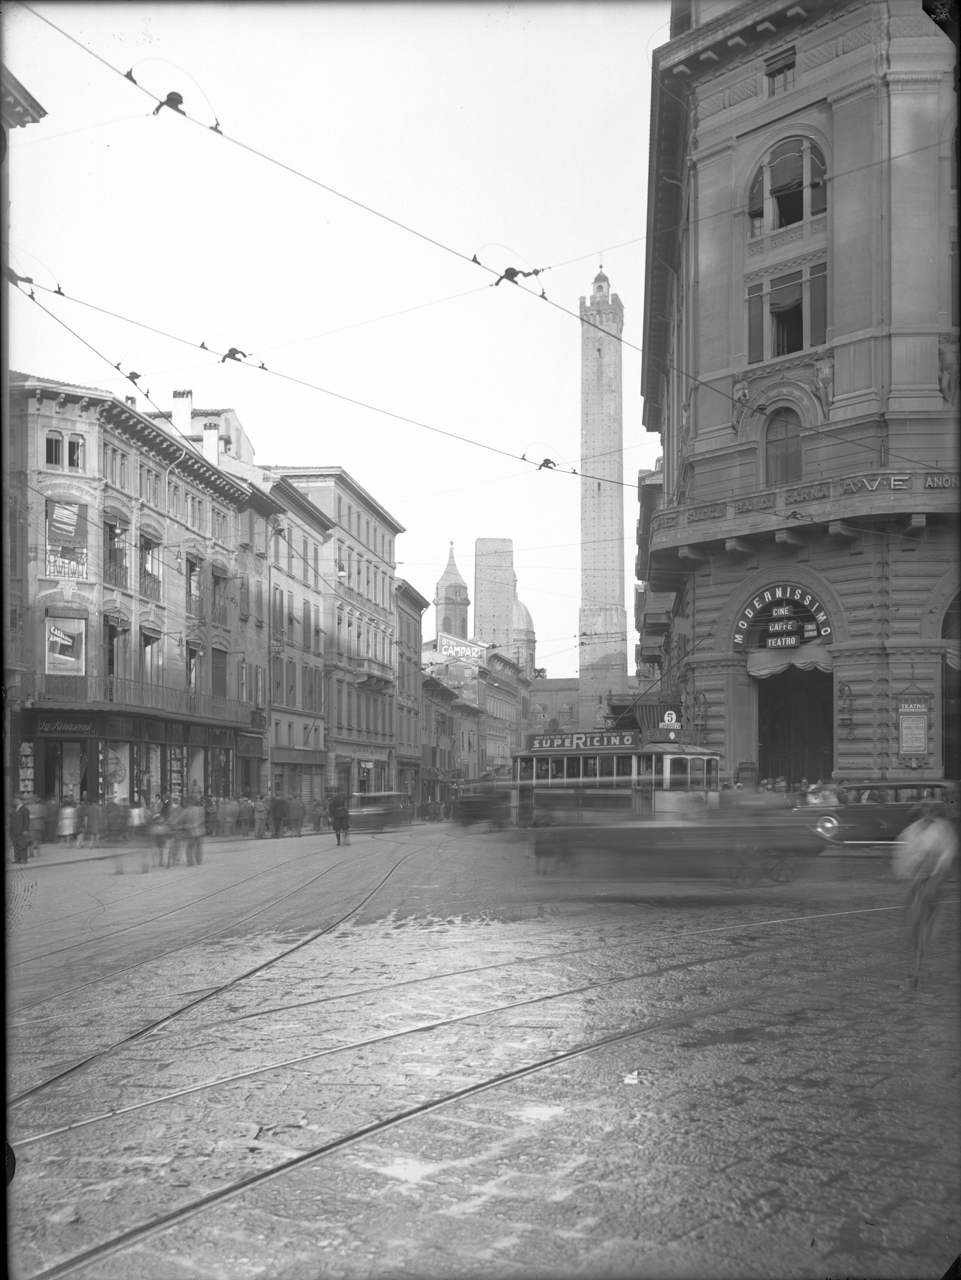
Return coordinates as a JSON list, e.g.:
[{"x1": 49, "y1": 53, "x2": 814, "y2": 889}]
[
  {"x1": 747, "y1": 642, "x2": 834, "y2": 679},
  {"x1": 945, "y1": 643, "x2": 961, "y2": 672}
]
